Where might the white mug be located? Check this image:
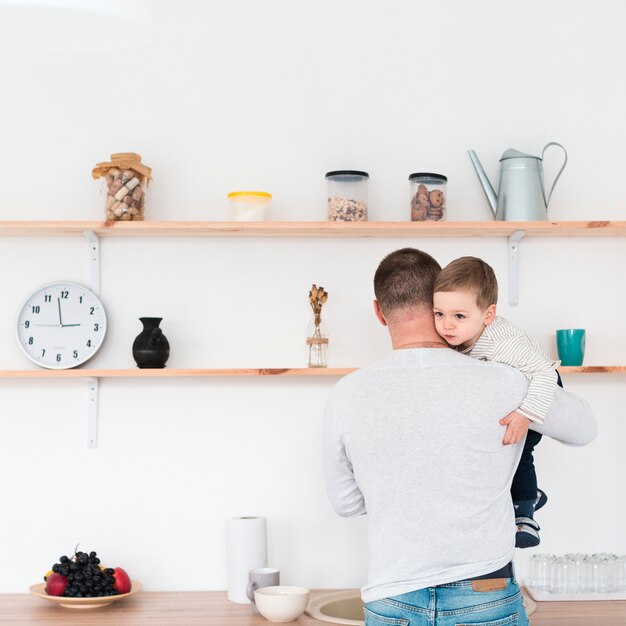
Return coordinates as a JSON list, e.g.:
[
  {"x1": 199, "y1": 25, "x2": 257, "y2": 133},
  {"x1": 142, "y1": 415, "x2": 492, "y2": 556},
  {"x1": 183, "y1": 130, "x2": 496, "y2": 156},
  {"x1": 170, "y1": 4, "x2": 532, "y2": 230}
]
[{"x1": 246, "y1": 568, "x2": 280, "y2": 613}]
